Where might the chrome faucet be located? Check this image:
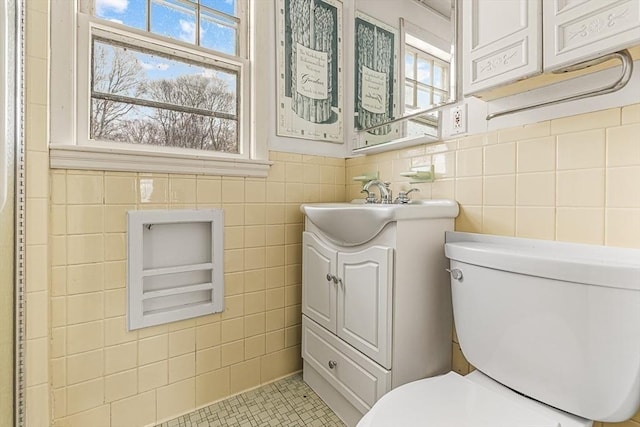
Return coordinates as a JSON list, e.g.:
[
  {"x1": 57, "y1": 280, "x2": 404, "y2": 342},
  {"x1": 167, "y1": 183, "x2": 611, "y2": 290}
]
[{"x1": 362, "y1": 179, "x2": 392, "y2": 204}]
